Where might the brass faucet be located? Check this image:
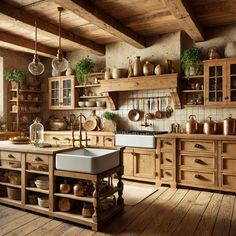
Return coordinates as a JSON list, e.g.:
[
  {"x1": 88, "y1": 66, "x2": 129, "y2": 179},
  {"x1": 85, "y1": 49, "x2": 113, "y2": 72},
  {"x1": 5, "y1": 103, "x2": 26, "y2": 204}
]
[{"x1": 71, "y1": 113, "x2": 89, "y2": 148}]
